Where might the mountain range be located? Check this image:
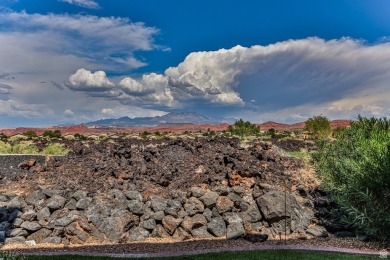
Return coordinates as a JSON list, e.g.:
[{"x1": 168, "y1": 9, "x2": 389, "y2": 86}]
[{"x1": 87, "y1": 112, "x2": 236, "y2": 127}]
